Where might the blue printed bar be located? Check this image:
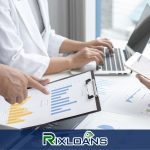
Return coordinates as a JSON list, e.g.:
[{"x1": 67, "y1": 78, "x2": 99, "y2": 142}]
[
  {"x1": 51, "y1": 96, "x2": 61, "y2": 101},
  {"x1": 51, "y1": 100, "x2": 70, "y2": 106},
  {"x1": 51, "y1": 108, "x2": 62, "y2": 113},
  {"x1": 51, "y1": 109, "x2": 71, "y2": 115},
  {"x1": 51, "y1": 85, "x2": 72, "y2": 93},
  {"x1": 51, "y1": 92, "x2": 67, "y2": 98},
  {"x1": 51, "y1": 101, "x2": 77, "y2": 110},
  {"x1": 51, "y1": 89, "x2": 69, "y2": 95},
  {"x1": 51, "y1": 97, "x2": 69, "y2": 103}
]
